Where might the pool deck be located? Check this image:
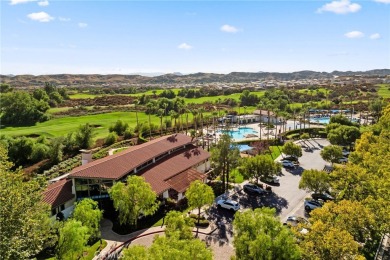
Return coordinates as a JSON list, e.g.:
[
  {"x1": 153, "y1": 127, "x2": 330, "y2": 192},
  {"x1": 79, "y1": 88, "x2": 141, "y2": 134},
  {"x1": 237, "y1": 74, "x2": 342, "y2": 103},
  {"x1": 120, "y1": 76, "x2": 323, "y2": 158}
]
[{"x1": 202, "y1": 120, "x2": 325, "y2": 143}]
